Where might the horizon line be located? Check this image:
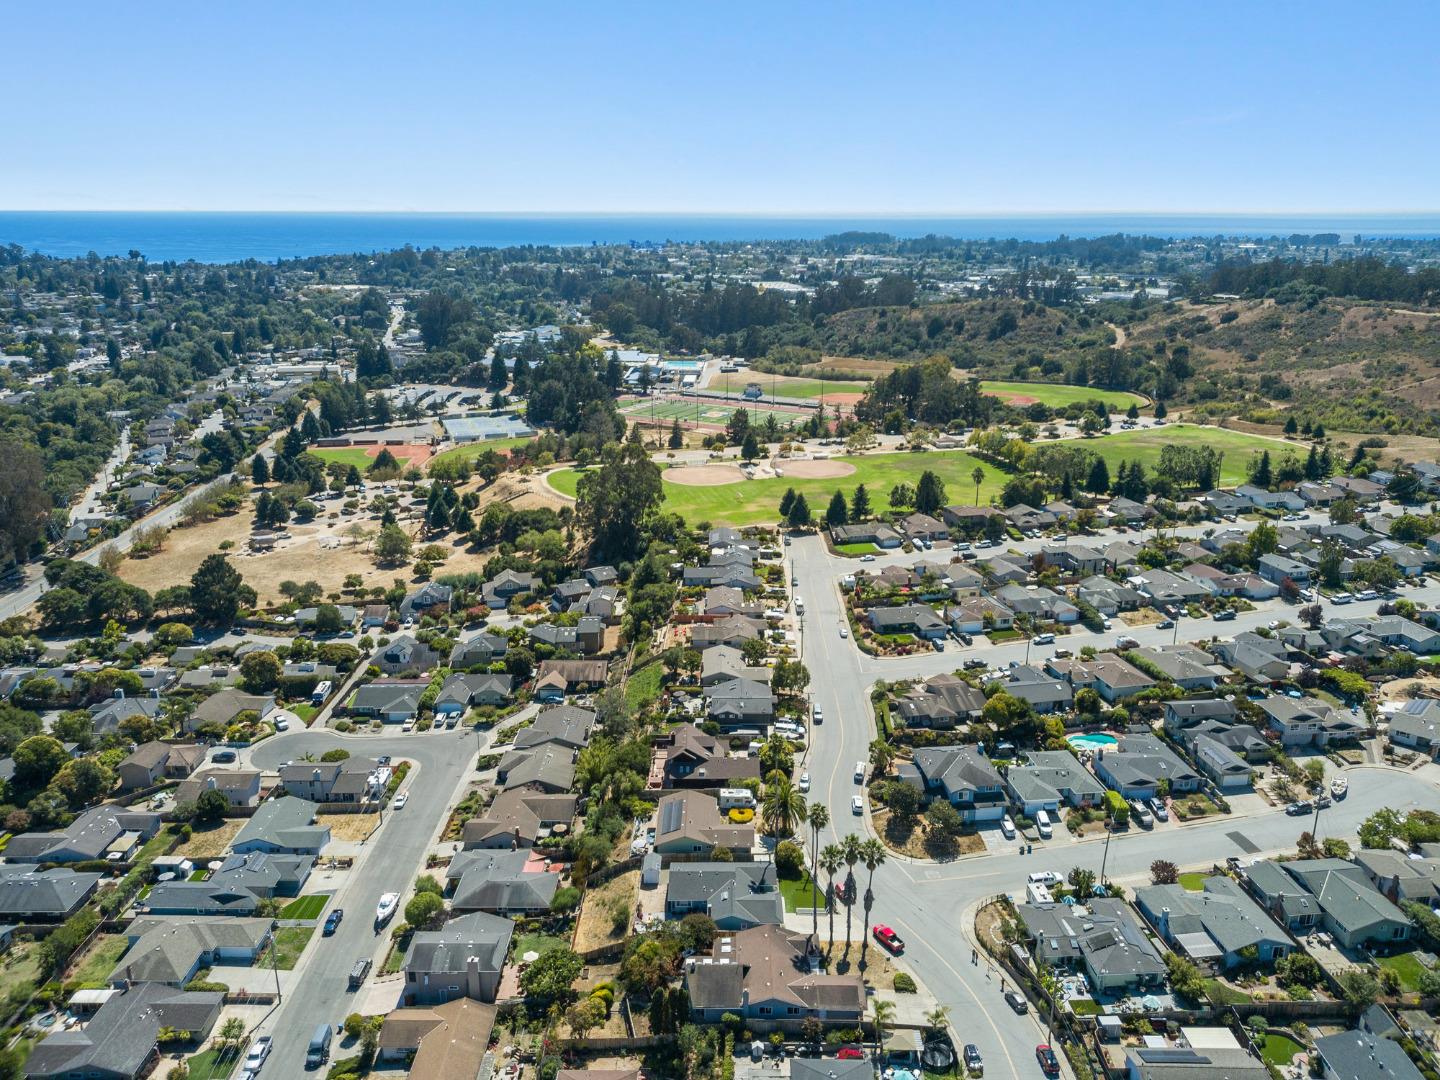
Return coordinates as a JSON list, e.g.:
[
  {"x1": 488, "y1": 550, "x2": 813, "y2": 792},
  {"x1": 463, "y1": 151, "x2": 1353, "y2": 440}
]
[{"x1": 4, "y1": 208, "x2": 1440, "y2": 218}]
